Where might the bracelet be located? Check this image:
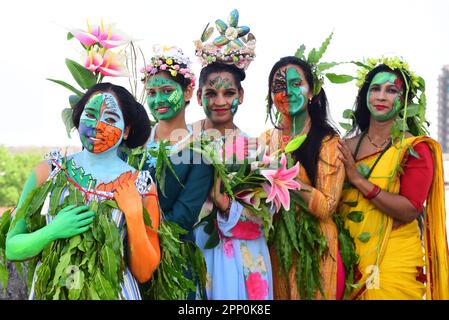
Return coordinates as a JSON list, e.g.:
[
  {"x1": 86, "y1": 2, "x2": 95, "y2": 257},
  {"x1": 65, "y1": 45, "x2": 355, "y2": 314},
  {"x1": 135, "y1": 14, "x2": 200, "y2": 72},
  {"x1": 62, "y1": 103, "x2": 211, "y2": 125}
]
[{"x1": 364, "y1": 184, "x2": 381, "y2": 200}]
